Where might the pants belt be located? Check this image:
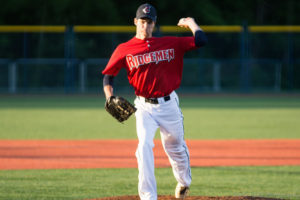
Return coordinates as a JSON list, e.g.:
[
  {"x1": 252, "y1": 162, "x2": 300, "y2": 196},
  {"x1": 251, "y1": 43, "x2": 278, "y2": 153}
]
[{"x1": 140, "y1": 95, "x2": 171, "y2": 104}]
